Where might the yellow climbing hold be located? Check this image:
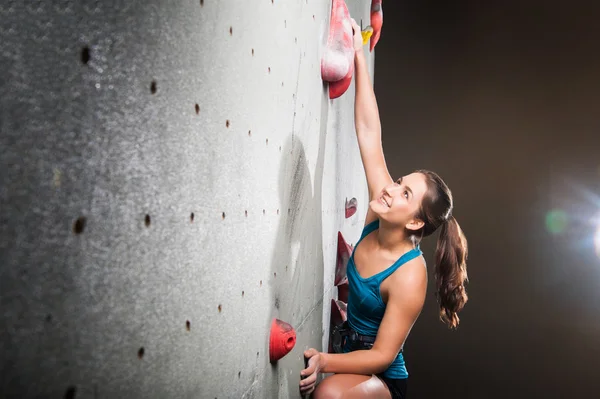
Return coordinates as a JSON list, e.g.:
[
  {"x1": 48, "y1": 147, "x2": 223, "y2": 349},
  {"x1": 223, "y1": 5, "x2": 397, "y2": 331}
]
[{"x1": 361, "y1": 26, "x2": 373, "y2": 45}]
